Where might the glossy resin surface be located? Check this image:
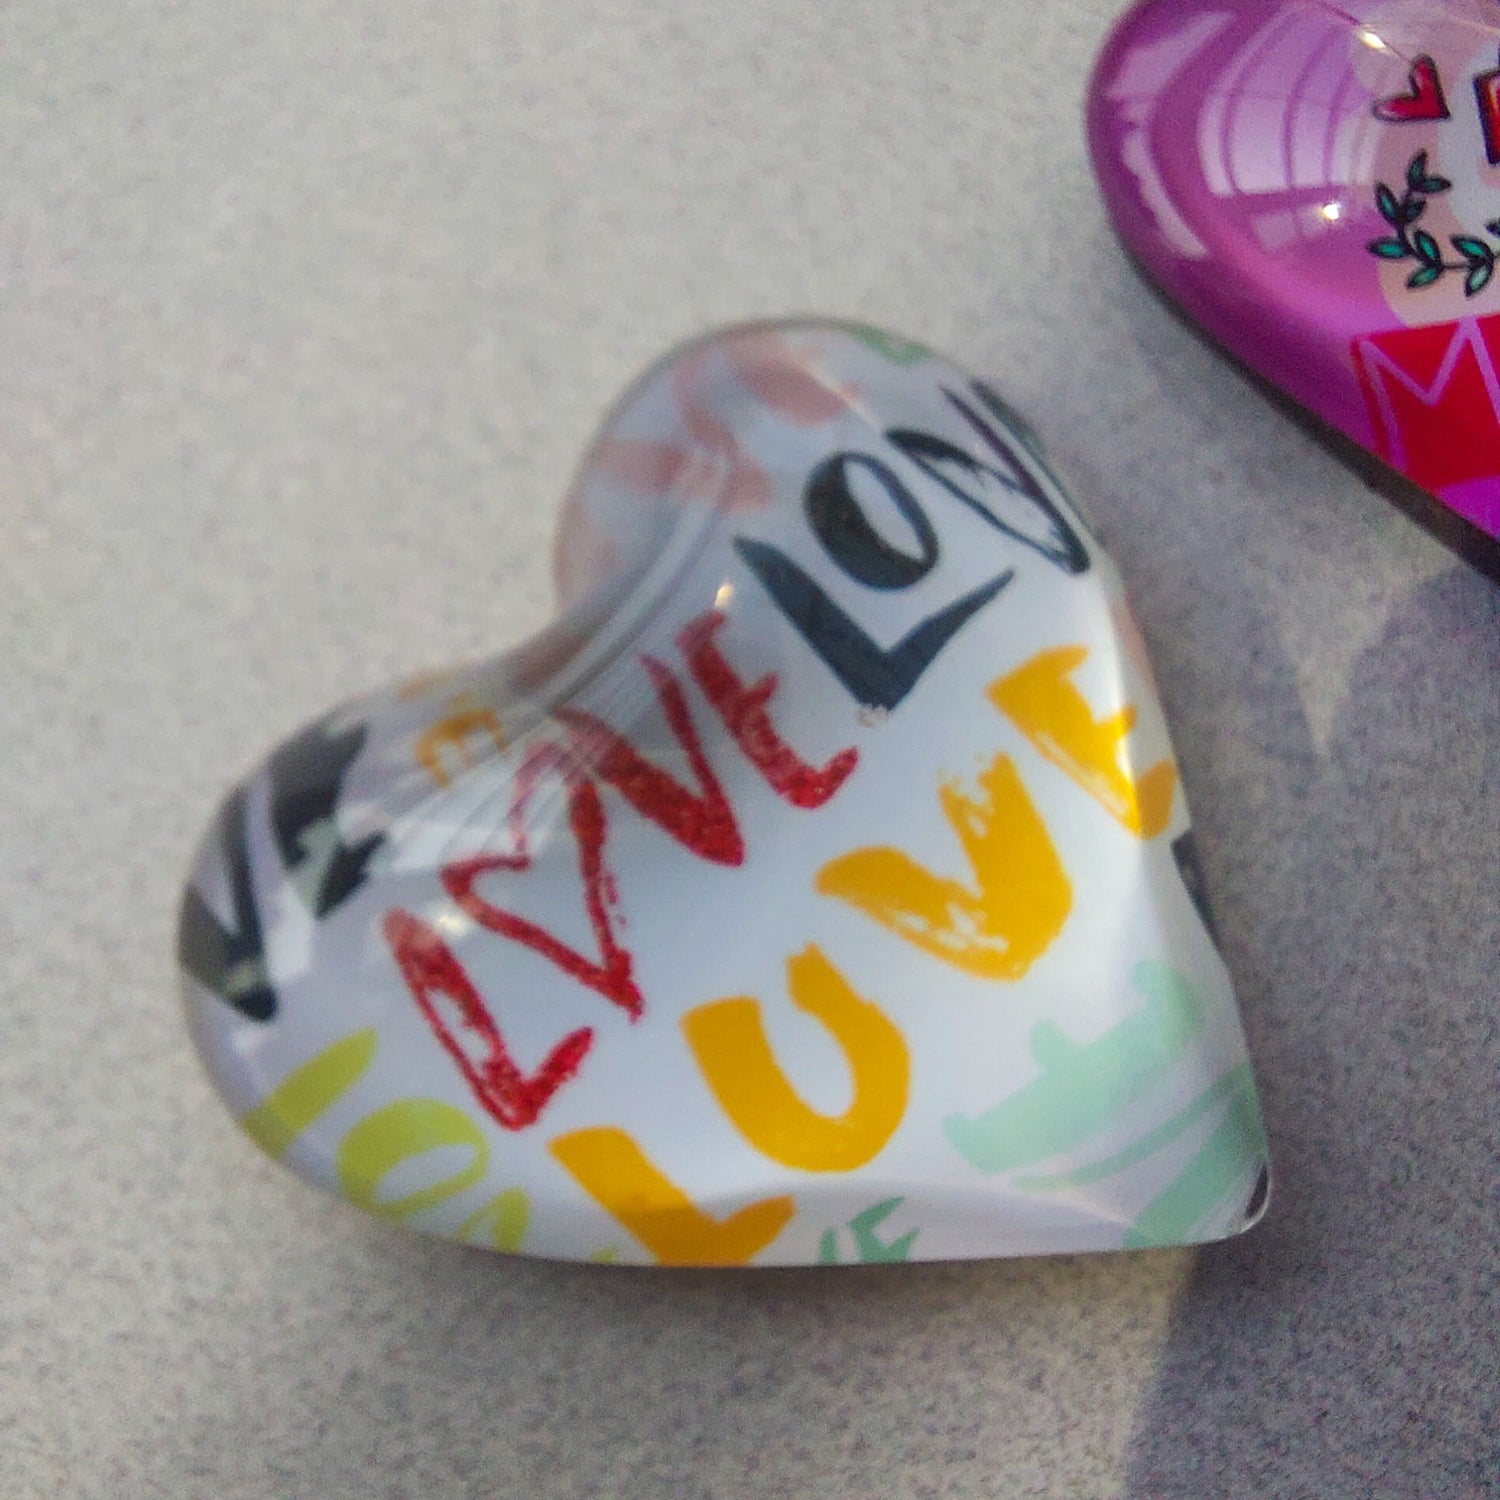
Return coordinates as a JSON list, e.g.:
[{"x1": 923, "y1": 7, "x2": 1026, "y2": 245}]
[
  {"x1": 179, "y1": 322, "x2": 1267, "y2": 1266},
  {"x1": 1090, "y1": 0, "x2": 1500, "y2": 547}
]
